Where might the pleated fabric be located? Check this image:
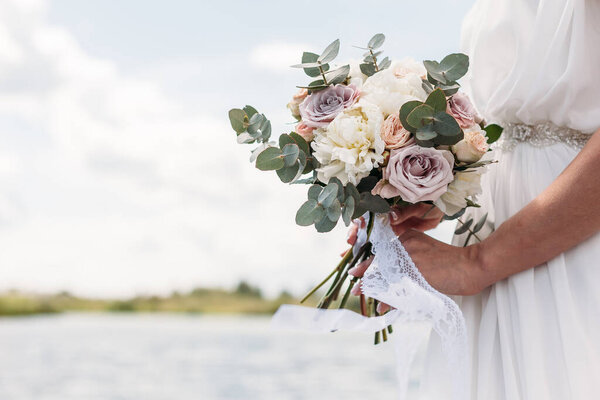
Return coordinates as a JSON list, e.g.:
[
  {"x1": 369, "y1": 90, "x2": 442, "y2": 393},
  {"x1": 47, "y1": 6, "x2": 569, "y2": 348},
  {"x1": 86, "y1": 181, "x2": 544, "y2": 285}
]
[{"x1": 417, "y1": 1, "x2": 600, "y2": 398}]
